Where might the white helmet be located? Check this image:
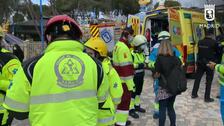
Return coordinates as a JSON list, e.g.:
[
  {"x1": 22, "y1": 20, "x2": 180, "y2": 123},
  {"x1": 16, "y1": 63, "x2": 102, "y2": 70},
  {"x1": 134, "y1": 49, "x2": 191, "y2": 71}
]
[
  {"x1": 158, "y1": 31, "x2": 171, "y2": 41},
  {"x1": 132, "y1": 35, "x2": 147, "y2": 47}
]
